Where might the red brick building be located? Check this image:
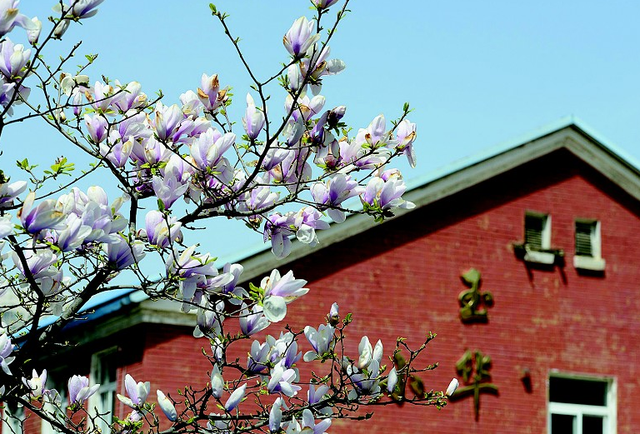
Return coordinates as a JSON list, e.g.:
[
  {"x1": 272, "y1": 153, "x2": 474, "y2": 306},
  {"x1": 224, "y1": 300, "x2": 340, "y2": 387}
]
[{"x1": 8, "y1": 119, "x2": 640, "y2": 433}]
